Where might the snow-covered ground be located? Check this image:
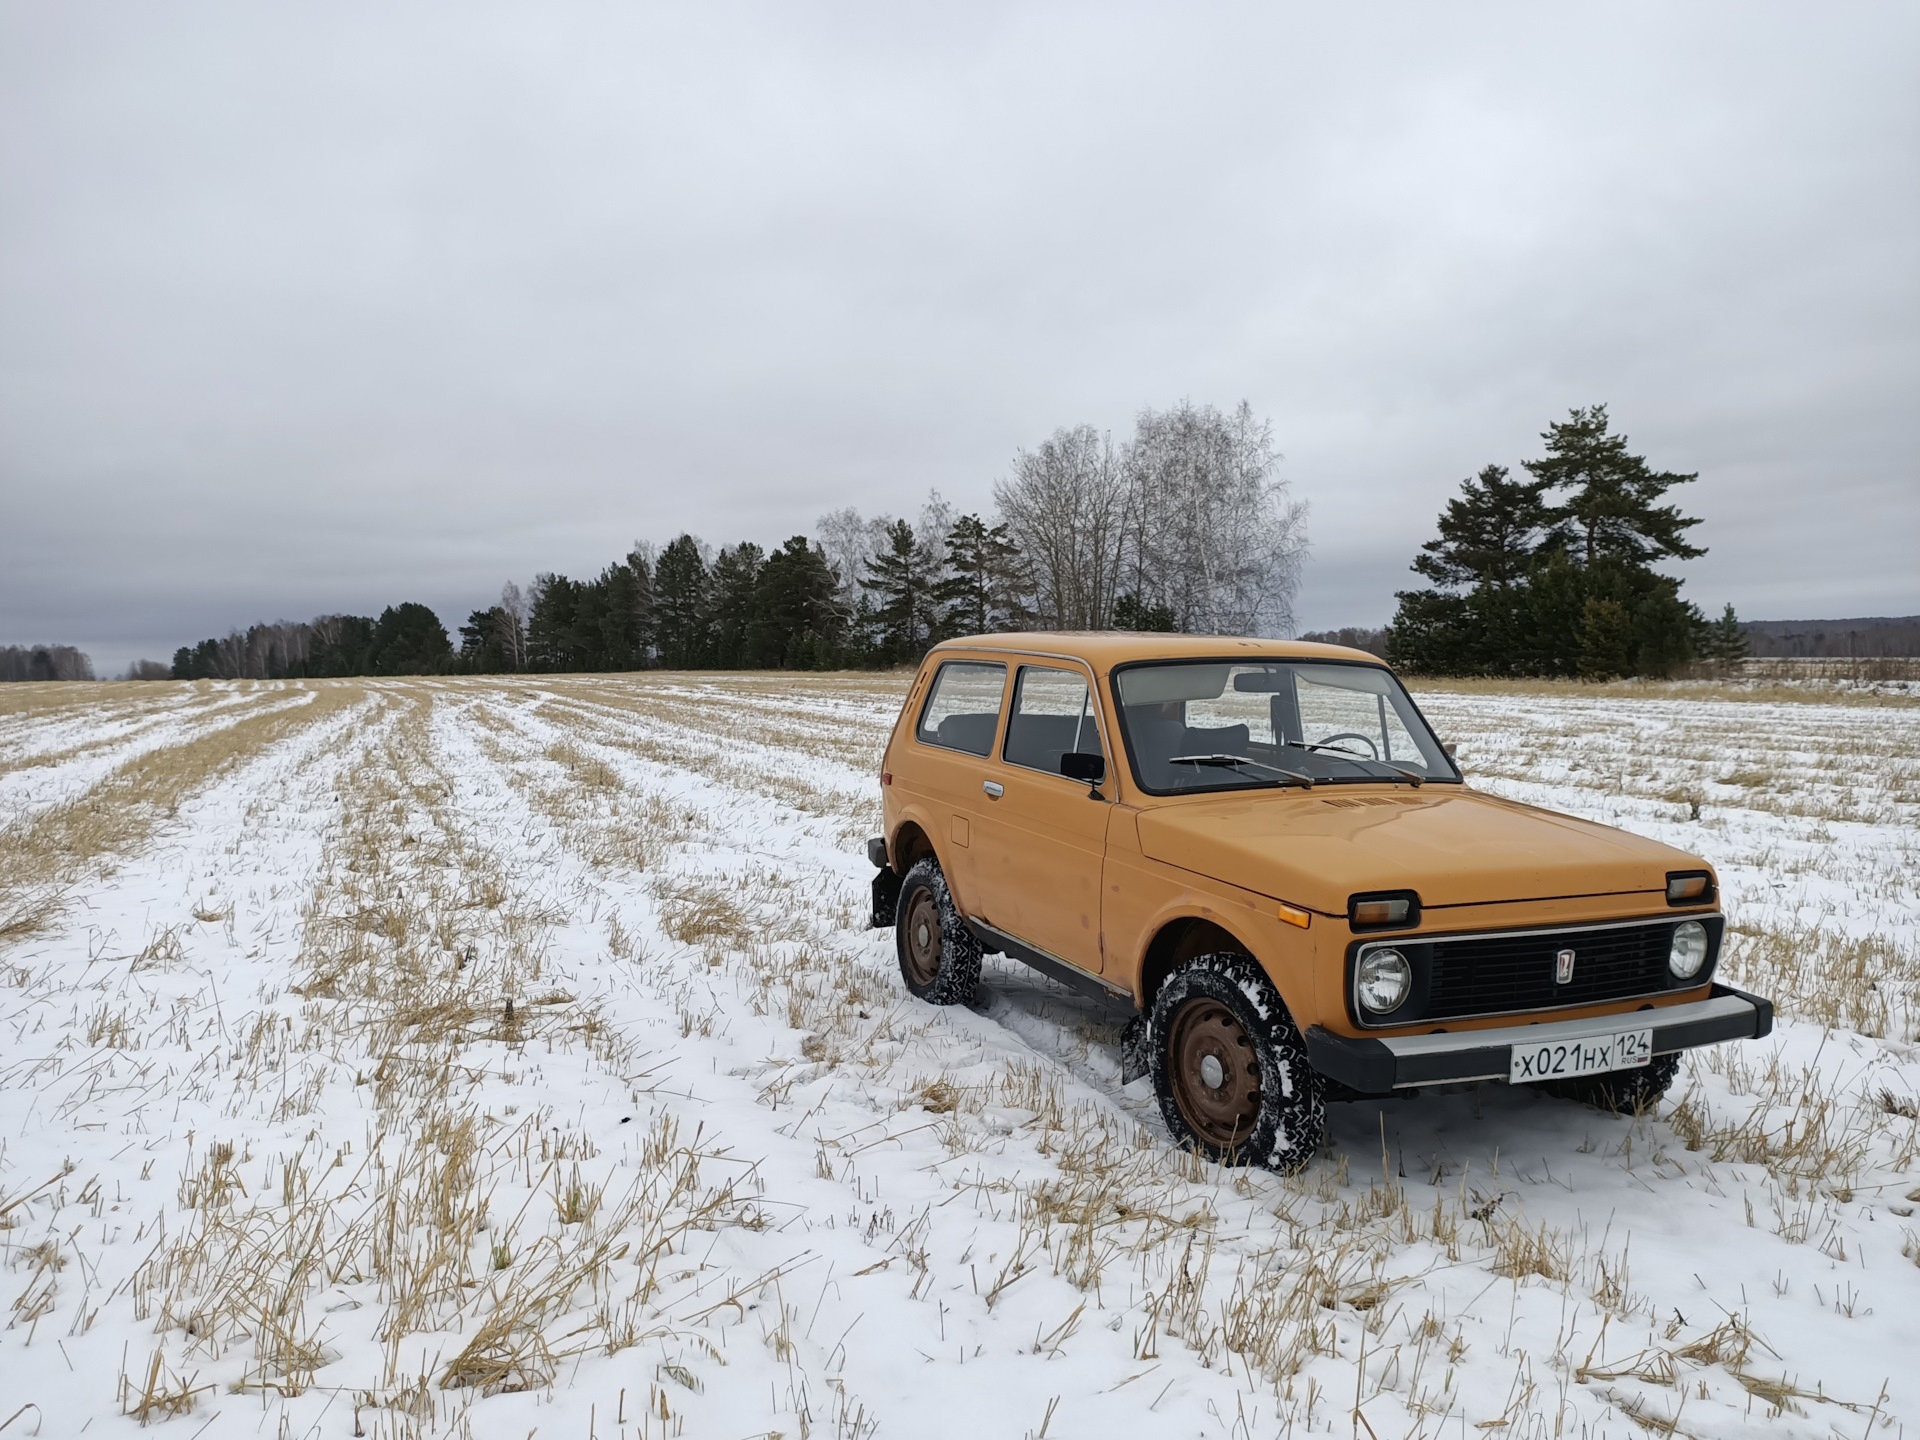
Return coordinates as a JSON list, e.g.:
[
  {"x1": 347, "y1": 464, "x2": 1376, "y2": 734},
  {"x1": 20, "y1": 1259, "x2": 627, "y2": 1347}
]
[{"x1": 0, "y1": 675, "x2": 1914, "y2": 1439}]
